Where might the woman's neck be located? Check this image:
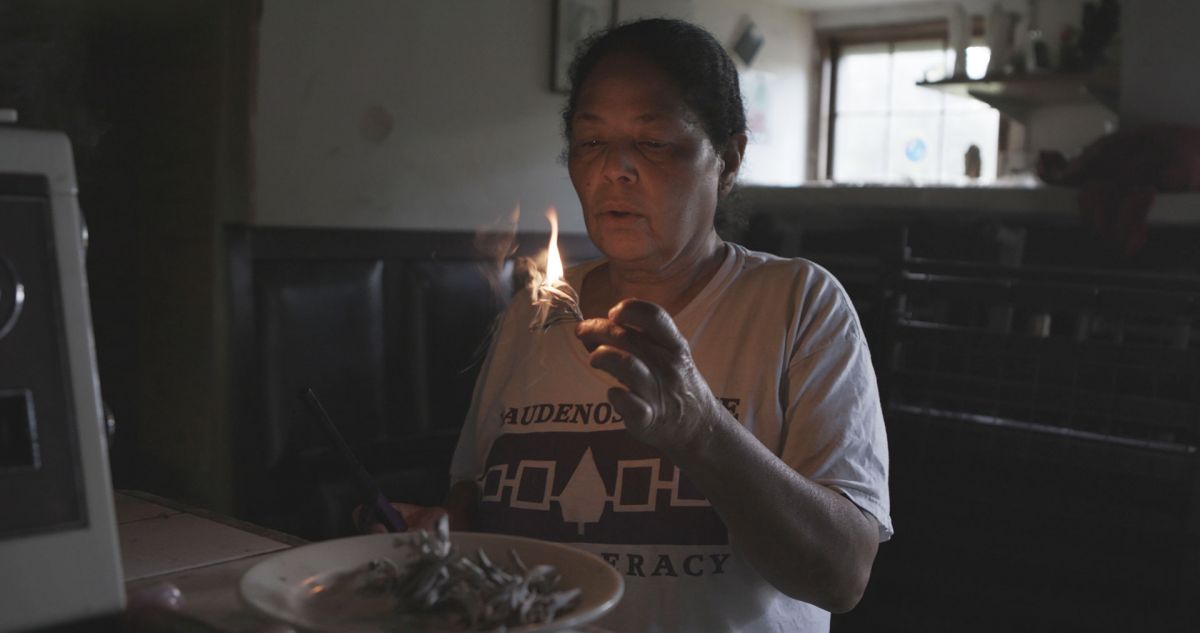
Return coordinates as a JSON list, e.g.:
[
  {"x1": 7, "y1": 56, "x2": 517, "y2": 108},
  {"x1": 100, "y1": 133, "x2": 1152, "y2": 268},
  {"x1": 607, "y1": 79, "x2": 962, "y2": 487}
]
[{"x1": 581, "y1": 234, "x2": 727, "y2": 318}]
